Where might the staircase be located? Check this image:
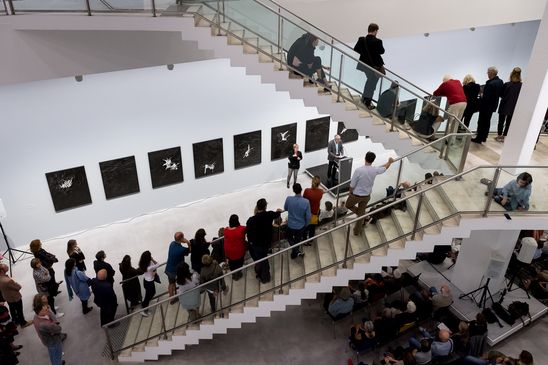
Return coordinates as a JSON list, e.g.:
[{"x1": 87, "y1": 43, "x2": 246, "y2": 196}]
[
  {"x1": 169, "y1": 1, "x2": 471, "y2": 174},
  {"x1": 103, "y1": 163, "x2": 548, "y2": 362}
]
